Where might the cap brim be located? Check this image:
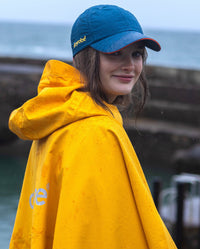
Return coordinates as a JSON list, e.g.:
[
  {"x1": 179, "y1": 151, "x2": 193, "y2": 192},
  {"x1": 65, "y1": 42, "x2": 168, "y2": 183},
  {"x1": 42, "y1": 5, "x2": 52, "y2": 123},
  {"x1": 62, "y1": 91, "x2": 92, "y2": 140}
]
[{"x1": 91, "y1": 31, "x2": 161, "y2": 53}]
